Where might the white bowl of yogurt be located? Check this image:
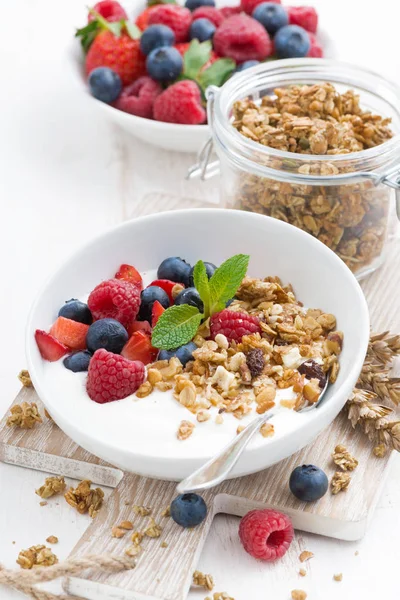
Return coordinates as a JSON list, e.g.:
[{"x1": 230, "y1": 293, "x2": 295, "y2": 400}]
[{"x1": 26, "y1": 209, "x2": 369, "y2": 481}]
